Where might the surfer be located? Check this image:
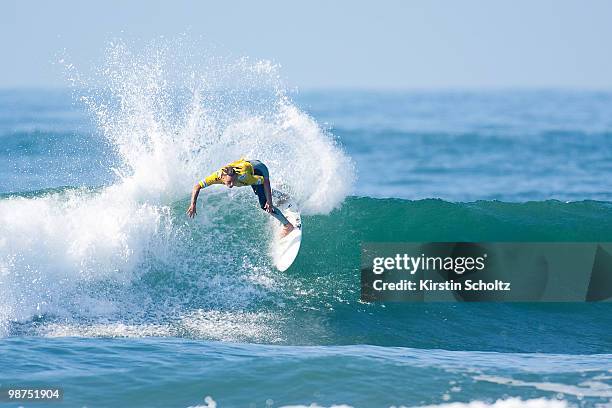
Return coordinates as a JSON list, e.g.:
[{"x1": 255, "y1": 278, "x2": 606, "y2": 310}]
[{"x1": 187, "y1": 158, "x2": 296, "y2": 237}]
